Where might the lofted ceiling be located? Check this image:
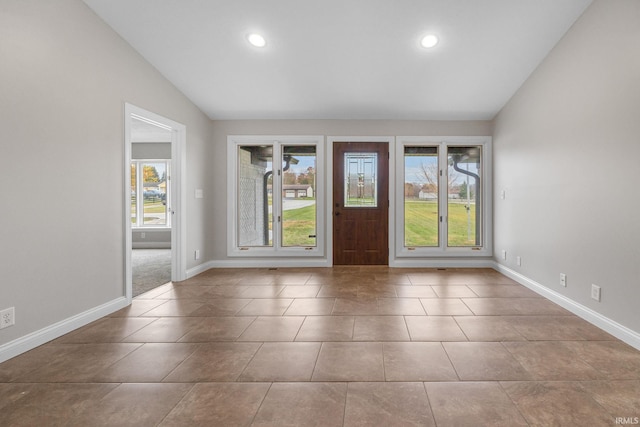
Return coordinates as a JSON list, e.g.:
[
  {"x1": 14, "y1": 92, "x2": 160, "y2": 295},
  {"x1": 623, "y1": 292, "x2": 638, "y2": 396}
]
[{"x1": 83, "y1": 0, "x2": 592, "y2": 120}]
